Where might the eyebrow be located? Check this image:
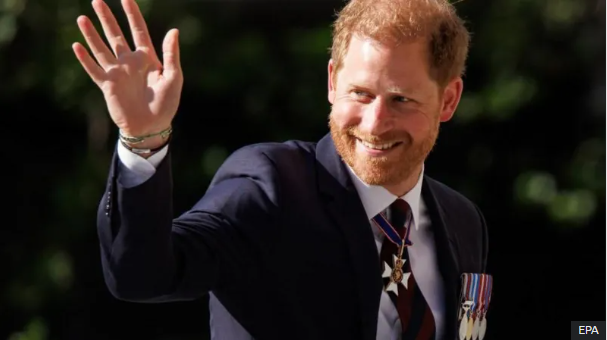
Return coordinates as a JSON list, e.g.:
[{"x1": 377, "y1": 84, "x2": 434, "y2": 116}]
[
  {"x1": 386, "y1": 86, "x2": 408, "y2": 94},
  {"x1": 348, "y1": 83, "x2": 414, "y2": 96}
]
